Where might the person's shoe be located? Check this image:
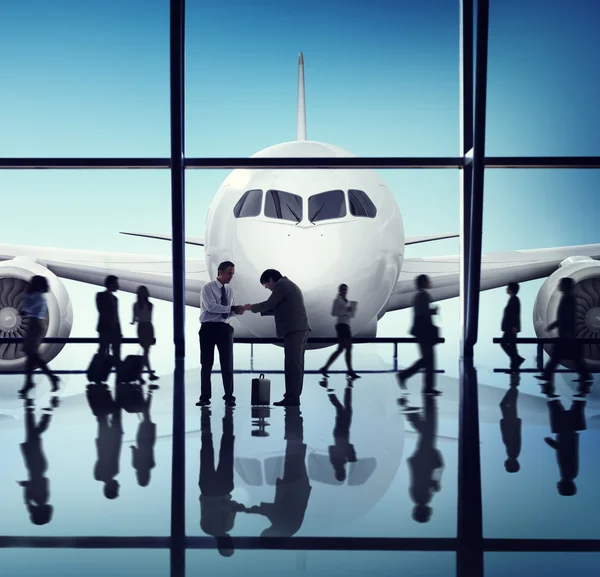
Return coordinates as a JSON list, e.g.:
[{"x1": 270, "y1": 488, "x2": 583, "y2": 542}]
[
  {"x1": 534, "y1": 375, "x2": 549, "y2": 382},
  {"x1": 195, "y1": 399, "x2": 211, "y2": 407},
  {"x1": 273, "y1": 399, "x2": 300, "y2": 407},
  {"x1": 319, "y1": 367, "x2": 329, "y2": 377},
  {"x1": 149, "y1": 373, "x2": 160, "y2": 381},
  {"x1": 347, "y1": 371, "x2": 361, "y2": 379},
  {"x1": 225, "y1": 398, "x2": 236, "y2": 407},
  {"x1": 396, "y1": 372, "x2": 407, "y2": 390}
]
